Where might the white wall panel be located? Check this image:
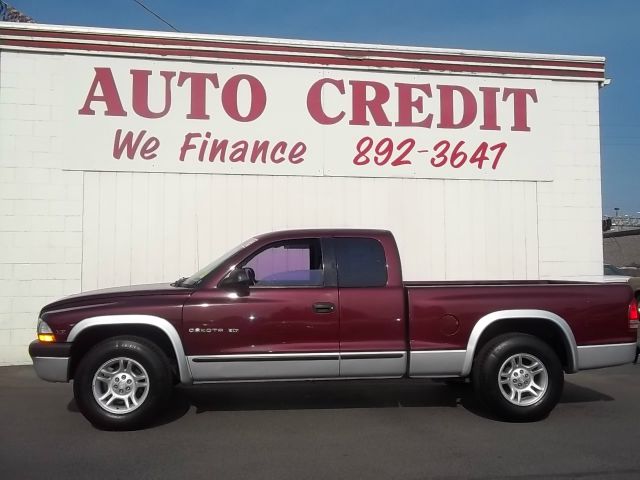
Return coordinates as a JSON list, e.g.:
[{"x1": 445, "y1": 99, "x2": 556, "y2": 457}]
[
  {"x1": 114, "y1": 172, "x2": 133, "y2": 287},
  {"x1": 81, "y1": 173, "x2": 99, "y2": 292},
  {"x1": 130, "y1": 172, "x2": 150, "y2": 284},
  {"x1": 97, "y1": 173, "x2": 117, "y2": 288},
  {"x1": 82, "y1": 174, "x2": 539, "y2": 285}
]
